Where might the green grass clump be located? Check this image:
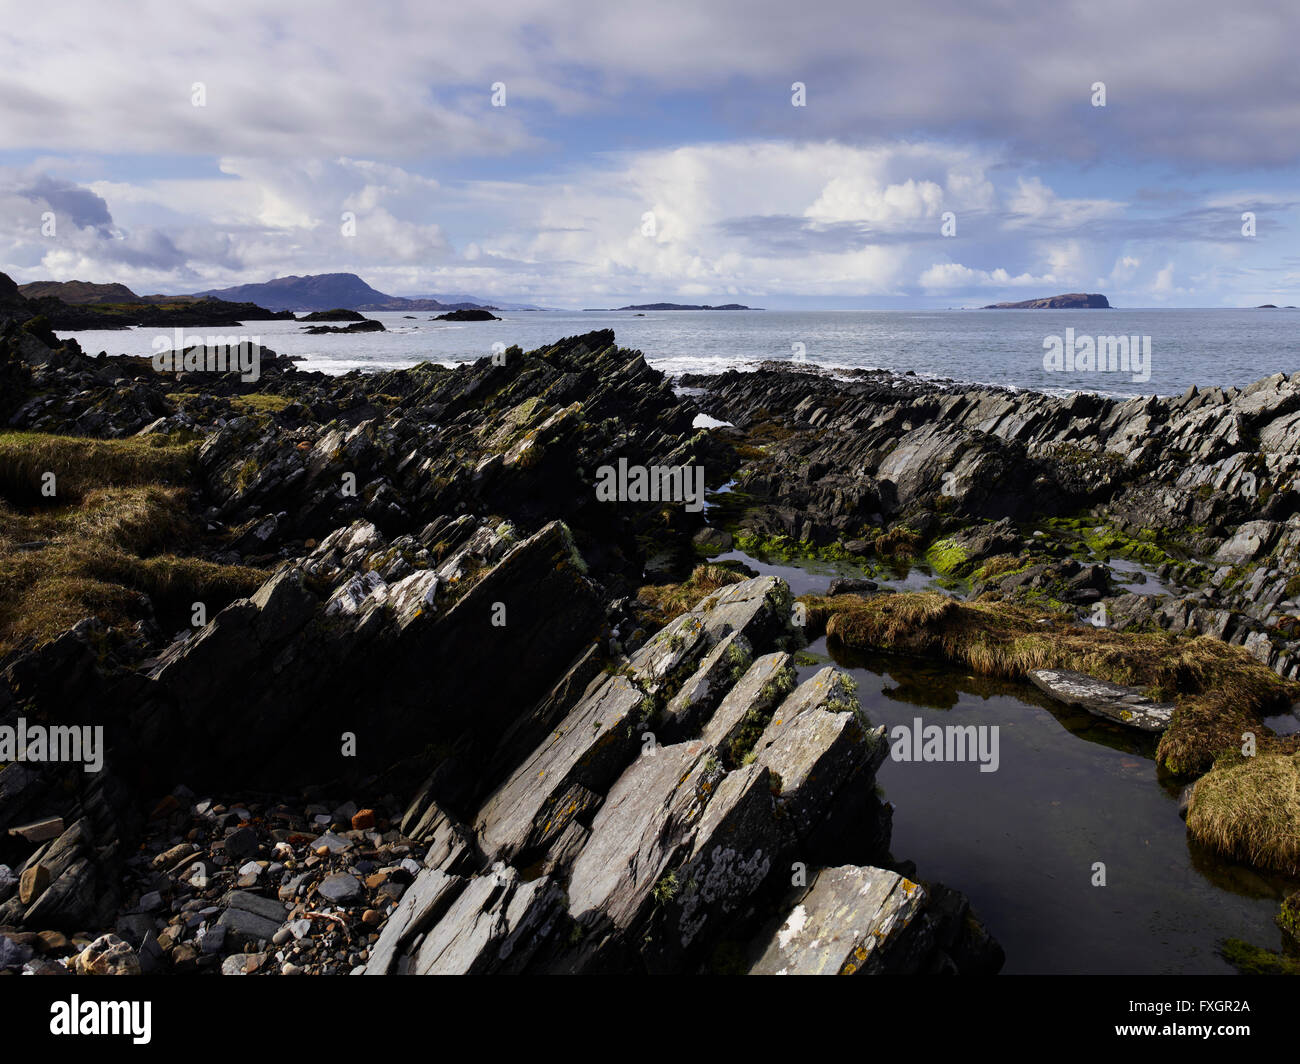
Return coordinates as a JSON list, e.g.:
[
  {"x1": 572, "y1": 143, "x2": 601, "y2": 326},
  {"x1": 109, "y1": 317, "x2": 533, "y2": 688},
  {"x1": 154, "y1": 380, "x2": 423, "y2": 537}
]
[
  {"x1": 0, "y1": 432, "x2": 265, "y2": 653},
  {"x1": 1186, "y1": 753, "x2": 1300, "y2": 877},
  {"x1": 925, "y1": 537, "x2": 970, "y2": 577}
]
